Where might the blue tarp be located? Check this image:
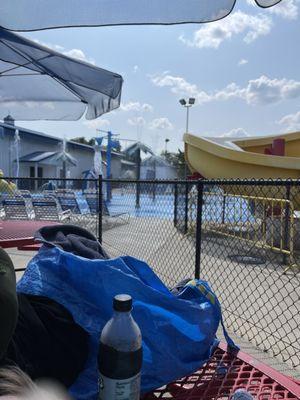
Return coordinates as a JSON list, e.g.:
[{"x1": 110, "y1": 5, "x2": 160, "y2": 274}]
[
  {"x1": 17, "y1": 246, "x2": 235, "y2": 399},
  {"x1": 0, "y1": 28, "x2": 123, "y2": 120},
  {"x1": 0, "y1": 1, "x2": 282, "y2": 31}
]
